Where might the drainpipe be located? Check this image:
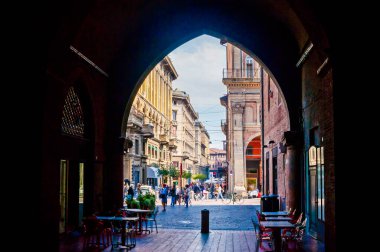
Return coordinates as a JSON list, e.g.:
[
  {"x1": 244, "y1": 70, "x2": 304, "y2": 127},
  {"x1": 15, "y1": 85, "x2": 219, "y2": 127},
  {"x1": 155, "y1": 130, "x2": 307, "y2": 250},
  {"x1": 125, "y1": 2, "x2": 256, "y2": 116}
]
[{"x1": 260, "y1": 66, "x2": 264, "y2": 193}]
